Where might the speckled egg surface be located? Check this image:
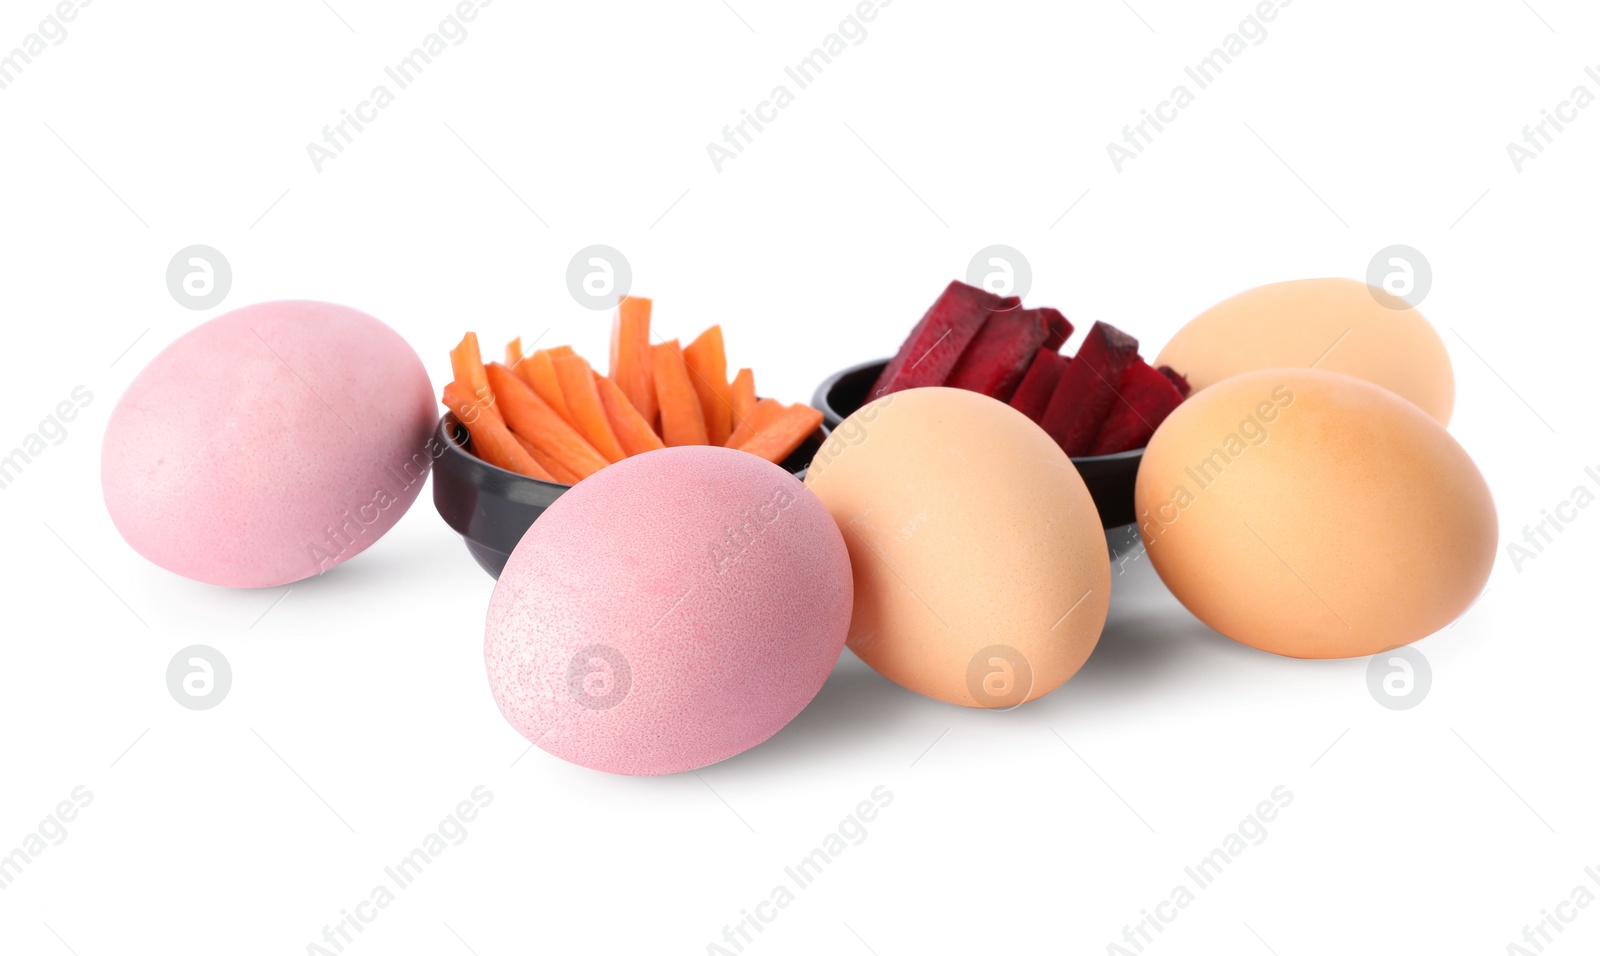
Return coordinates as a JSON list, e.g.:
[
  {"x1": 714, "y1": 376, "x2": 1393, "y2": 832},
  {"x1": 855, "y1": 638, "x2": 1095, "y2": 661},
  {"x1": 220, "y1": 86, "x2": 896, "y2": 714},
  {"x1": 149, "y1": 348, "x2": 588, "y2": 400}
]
[
  {"x1": 804, "y1": 387, "x2": 1111, "y2": 709},
  {"x1": 101, "y1": 300, "x2": 436, "y2": 588},
  {"x1": 484, "y1": 445, "x2": 853, "y2": 776},
  {"x1": 1136, "y1": 368, "x2": 1496, "y2": 659}
]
